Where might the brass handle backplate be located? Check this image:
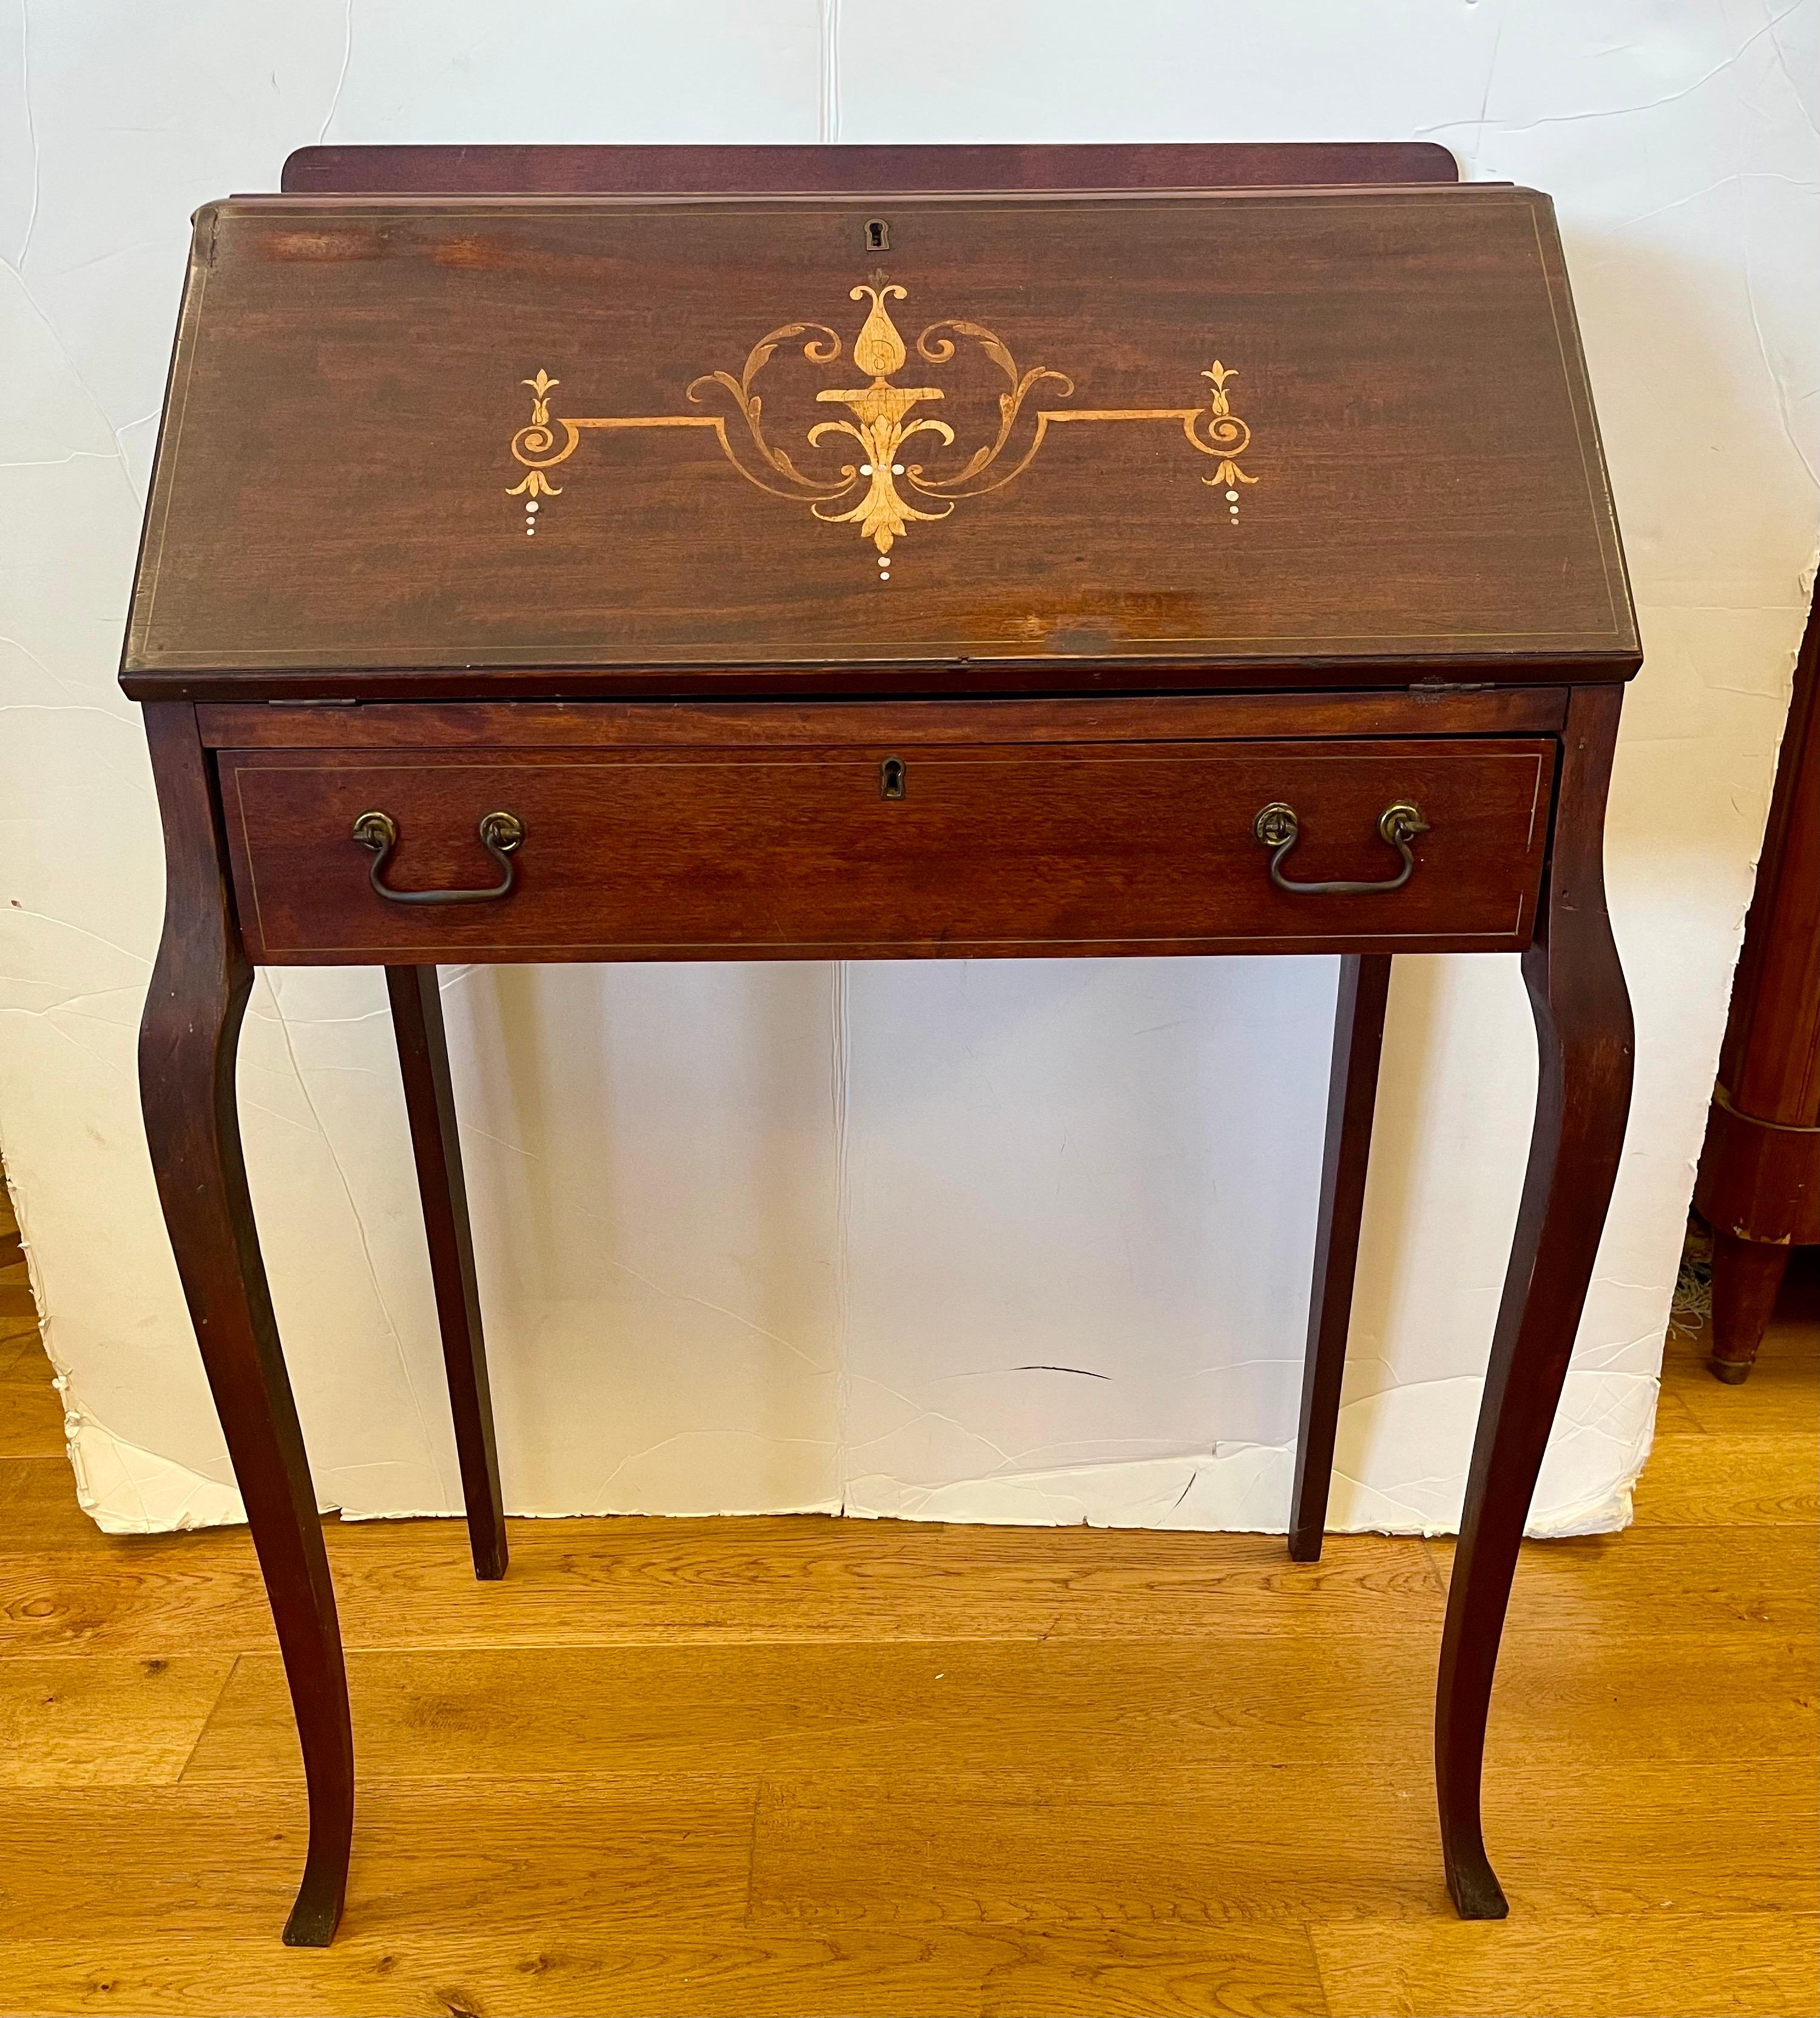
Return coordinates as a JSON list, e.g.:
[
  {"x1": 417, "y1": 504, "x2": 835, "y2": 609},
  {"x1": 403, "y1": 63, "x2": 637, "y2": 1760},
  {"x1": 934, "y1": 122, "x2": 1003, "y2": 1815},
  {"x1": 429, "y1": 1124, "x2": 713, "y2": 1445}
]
[
  {"x1": 351, "y1": 808, "x2": 525, "y2": 906},
  {"x1": 1252, "y1": 800, "x2": 1429, "y2": 896}
]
